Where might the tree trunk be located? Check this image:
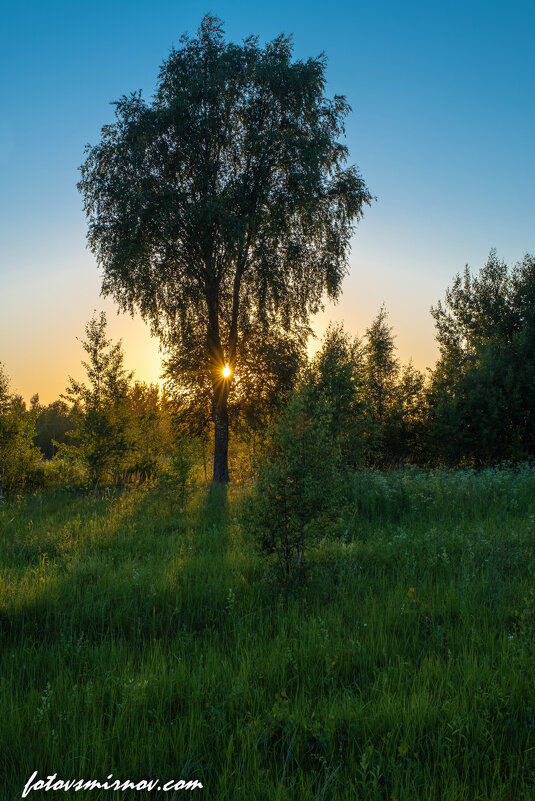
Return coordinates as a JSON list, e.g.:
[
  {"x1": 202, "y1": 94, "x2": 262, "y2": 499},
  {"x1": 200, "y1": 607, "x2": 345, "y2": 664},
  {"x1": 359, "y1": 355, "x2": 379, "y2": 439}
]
[
  {"x1": 213, "y1": 402, "x2": 229, "y2": 482},
  {"x1": 206, "y1": 280, "x2": 232, "y2": 483},
  {"x1": 212, "y1": 368, "x2": 230, "y2": 482}
]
